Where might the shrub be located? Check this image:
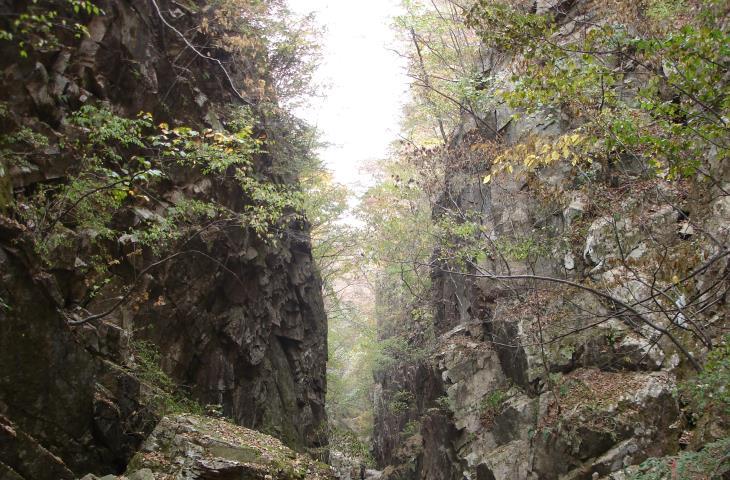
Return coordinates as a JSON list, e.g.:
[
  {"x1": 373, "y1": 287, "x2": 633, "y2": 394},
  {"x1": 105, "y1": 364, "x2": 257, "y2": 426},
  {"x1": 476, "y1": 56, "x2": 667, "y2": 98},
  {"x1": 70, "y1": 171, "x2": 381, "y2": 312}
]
[
  {"x1": 682, "y1": 336, "x2": 730, "y2": 418},
  {"x1": 400, "y1": 420, "x2": 421, "y2": 439},
  {"x1": 627, "y1": 436, "x2": 730, "y2": 480},
  {"x1": 388, "y1": 390, "x2": 415, "y2": 415},
  {"x1": 131, "y1": 340, "x2": 204, "y2": 416}
]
